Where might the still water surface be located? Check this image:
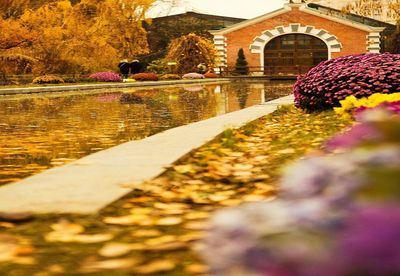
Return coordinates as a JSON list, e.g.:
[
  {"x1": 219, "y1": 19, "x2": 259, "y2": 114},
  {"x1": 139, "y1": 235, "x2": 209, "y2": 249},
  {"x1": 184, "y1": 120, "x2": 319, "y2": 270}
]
[{"x1": 0, "y1": 81, "x2": 293, "y2": 185}]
